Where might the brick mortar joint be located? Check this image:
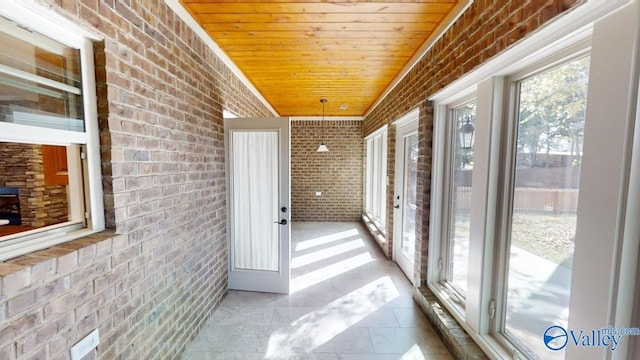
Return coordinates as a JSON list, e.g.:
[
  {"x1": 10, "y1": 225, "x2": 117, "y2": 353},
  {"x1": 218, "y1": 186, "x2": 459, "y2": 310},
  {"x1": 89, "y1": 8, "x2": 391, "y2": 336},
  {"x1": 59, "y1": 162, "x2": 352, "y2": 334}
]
[{"x1": 0, "y1": 231, "x2": 118, "y2": 280}]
